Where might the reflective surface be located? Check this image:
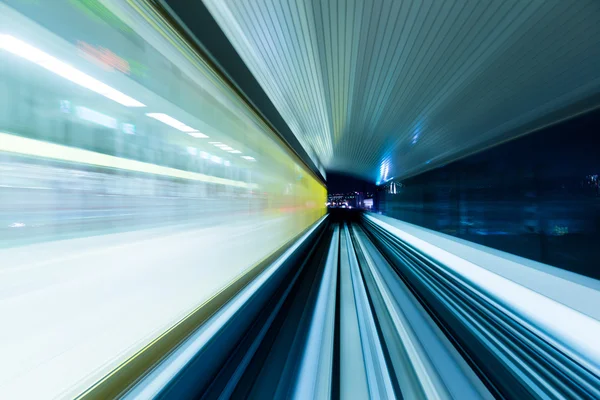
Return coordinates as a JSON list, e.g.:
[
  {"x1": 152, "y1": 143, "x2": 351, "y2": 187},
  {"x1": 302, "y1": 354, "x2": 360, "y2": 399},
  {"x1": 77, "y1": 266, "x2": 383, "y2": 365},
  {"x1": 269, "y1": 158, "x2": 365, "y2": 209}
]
[
  {"x1": 378, "y1": 108, "x2": 600, "y2": 278},
  {"x1": 0, "y1": 0, "x2": 325, "y2": 397},
  {"x1": 203, "y1": 0, "x2": 600, "y2": 182}
]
